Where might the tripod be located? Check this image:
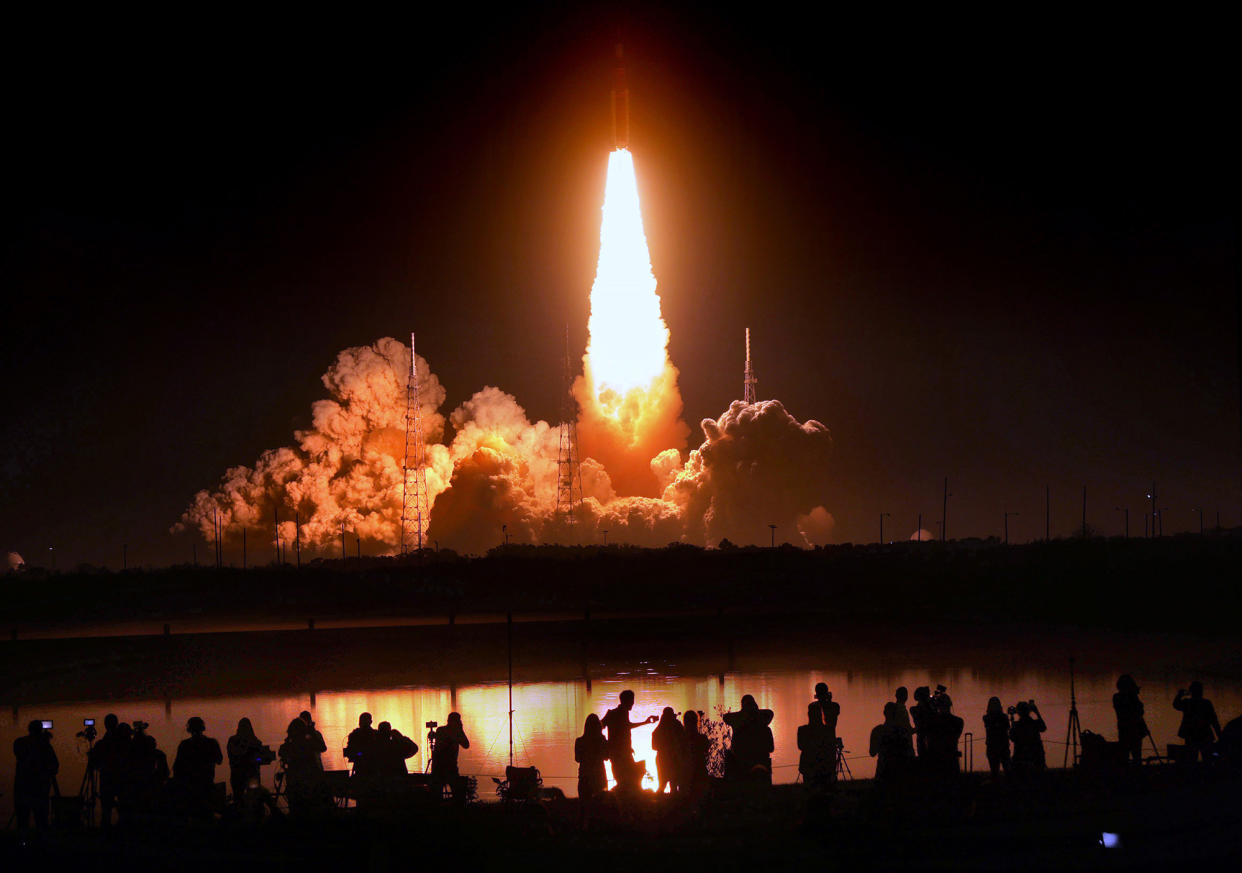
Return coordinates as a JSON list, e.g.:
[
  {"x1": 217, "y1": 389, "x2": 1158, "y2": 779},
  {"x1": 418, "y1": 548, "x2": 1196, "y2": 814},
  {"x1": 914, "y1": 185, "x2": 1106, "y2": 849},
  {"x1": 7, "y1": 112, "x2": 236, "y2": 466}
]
[
  {"x1": 1064, "y1": 657, "x2": 1082, "y2": 768},
  {"x1": 78, "y1": 739, "x2": 99, "y2": 827},
  {"x1": 834, "y1": 738, "x2": 853, "y2": 781}
]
